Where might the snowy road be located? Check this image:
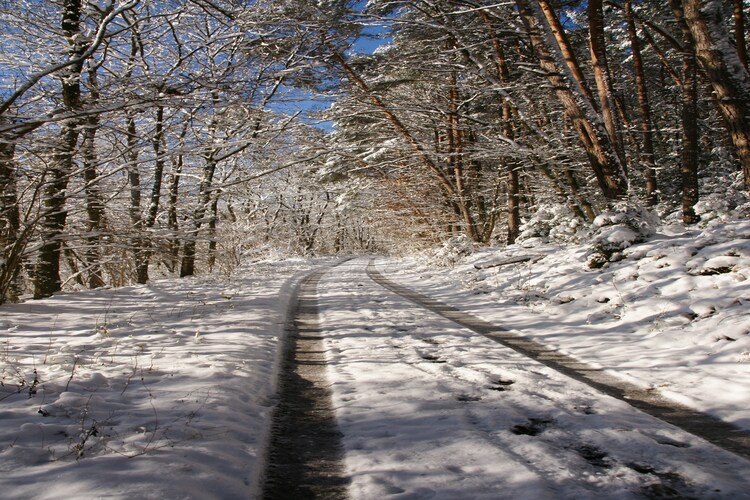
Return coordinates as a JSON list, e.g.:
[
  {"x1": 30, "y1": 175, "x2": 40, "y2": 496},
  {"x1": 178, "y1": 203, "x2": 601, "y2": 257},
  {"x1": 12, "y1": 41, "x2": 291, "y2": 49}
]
[
  {"x1": 367, "y1": 261, "x2": 750, "y2": 460},
  {"x1": 3, "y1": 247, "x2": 748, "y2": 499},
  {"x1": 264, "y1": 266, "x2": 349, "y2": 499},
  {"x1": 312, "y1": 258, "x2": 750, "y2": 499}
]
